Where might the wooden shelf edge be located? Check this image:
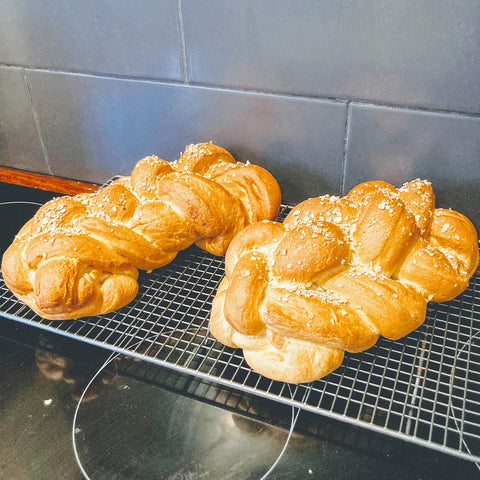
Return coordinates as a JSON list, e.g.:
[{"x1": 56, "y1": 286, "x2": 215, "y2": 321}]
[{"x1": 0, "y1": 167, "x2": 99, "y2": 195}]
